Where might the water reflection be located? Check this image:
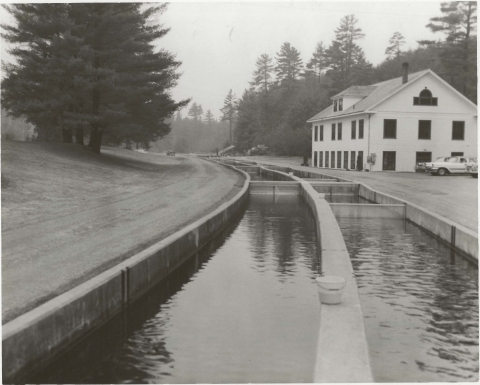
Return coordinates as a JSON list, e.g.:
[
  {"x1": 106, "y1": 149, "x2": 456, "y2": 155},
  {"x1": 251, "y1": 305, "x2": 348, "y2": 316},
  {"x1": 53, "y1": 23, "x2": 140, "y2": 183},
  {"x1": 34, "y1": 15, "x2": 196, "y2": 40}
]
[
  {"x1": 337, "y1": 217, "x2": 478, "y2": 382},
  {"x1": 34, "y1": 195, "x2": 320, "y2": 384}
]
